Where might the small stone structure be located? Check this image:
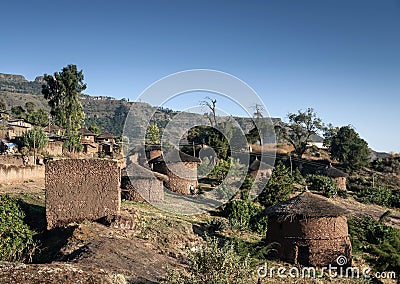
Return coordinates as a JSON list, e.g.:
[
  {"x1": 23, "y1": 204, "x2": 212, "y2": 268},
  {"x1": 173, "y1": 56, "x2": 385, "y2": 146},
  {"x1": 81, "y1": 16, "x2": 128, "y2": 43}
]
[
  {"x1": 323, "y1": 164, "x2": 348, "y2": 190},
  {"x1": 263, "y1": 191, "x2": 352, "y2": 267},
  {"x1": 45, "y1": 159, "x2": 121, "y2": 230},
  {"x1": 121, "y1": 163, "x2": 168, "y2": 202},
  {"x1": 149, "y1": 150, "x2": 201, "y2": 195}
]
